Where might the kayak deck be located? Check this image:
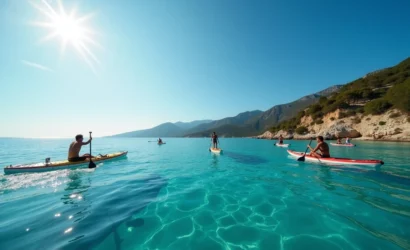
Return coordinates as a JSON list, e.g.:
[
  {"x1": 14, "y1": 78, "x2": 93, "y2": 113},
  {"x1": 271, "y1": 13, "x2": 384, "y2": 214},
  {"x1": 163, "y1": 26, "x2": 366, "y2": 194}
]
[
  {"x1": 275, "y1": 143, "x2": 290, "y2": 148},
  {"x1": 4, "y1": 151, "x2": 128, "y2": 174},
  {"x1": 287, "y1": 150, "x2": 383, "y2": 167}
]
